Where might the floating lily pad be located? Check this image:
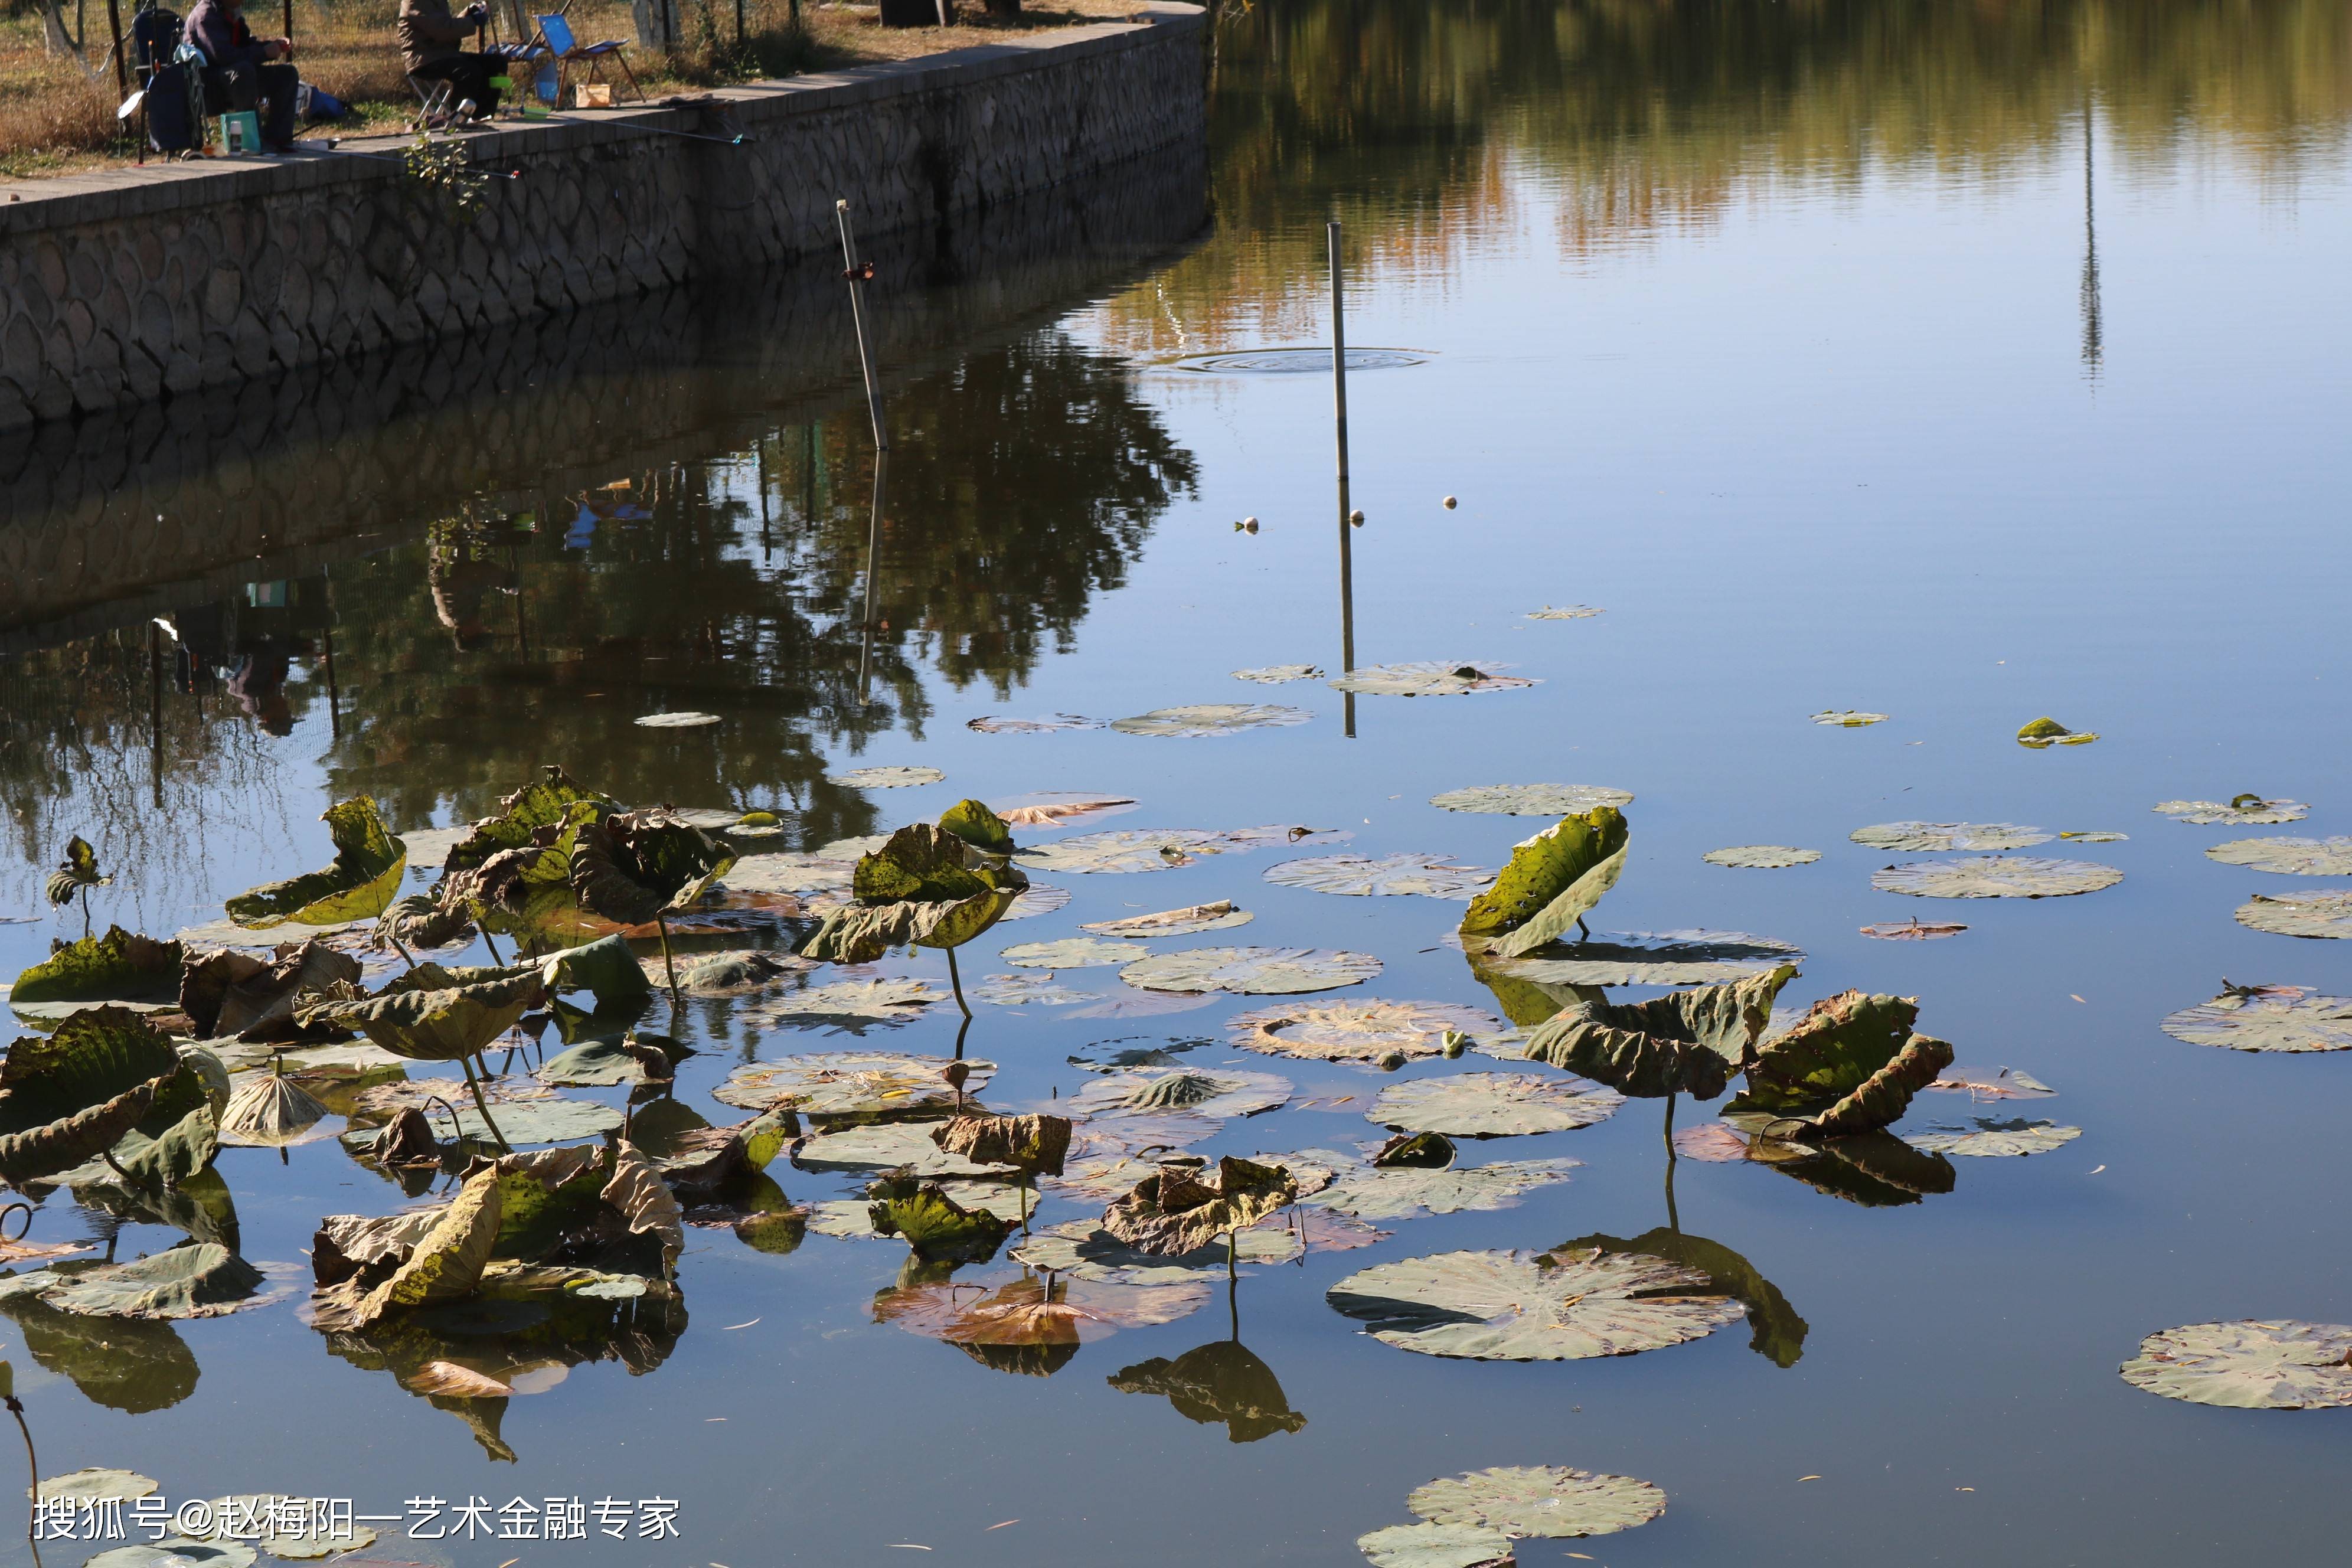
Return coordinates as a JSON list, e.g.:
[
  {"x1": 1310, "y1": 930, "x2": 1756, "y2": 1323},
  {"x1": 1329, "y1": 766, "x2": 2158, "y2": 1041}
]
[
  {"x1": 1329, "y1": 662, "x2": 1536, "y2": 697},
  {"x1": 996, "y1": 883, "x2": 1072, "y2": 923},
  {"x1": 1229, "y1": 999, "x2": 1514, "y2": 1064},
  {"x1": 1233, "y1": 665, "x2": 1323, "y2": 684},
  {"x1": 1905, "y1": 1118, "x2": 2081, "y2": 1156},
  {"x1": 1873, "y1": 857, "x2": 2121, "y2": 899},
  {"x1": 875, "y1": 1268, "x2": 1209, "y2": 1367},
  {"x1": 350, "y1": 1095, "x2": 621, "y2": 1148},
  {"x1": 2017, "y1": 717, "x2": 2097, "y2": 747},
  {"x1": 2, "y1": 1243, "x2": 267, "y2": 1320},
  {"x1": 712, "y1": 1050, "x2": 994, "y2": 1115},
  {"x1": 1306, "y1": 1158, "x2": 1579, "y2": 1221},
  {"x1": 1067, "y1": 1066, "x2": 1292, "y2": 1121},
  {"x1": 1000, "y1": 937, "x2": 1149, "y2": 969},
  {"x1": 2060, "y1": 831, "x2": 2129, "y2": 843},
  {"x1": 749, "y1": 979, "x2": 943, "y2": 1033},
  {"x1": 2119, "y1": 1320, "x2": 2352, "y2": 1410},
  {"x1": 634, "y1": 711, "x2": 721, "y2": 728},
  {"x1": 1858, "y1": 919, "x2": 1968, "y2": 941},
  {"x1": 1850, "y1": 822, "x2": 2052, "y2": 852},
  {"x1": 2206, "y1": 837, "x2": 2352, "y2": 877},
  {"x1": 1407, "y1": 1464, "x2": 1665, "y2": 1538},
  {"x1": 718, "y1": 855, "x2": 858, "y2": 897},
  {"x1": 1121, "y1": 946, "x2": 1381, "y2": 995},
  {"x1": 975, "y1": 974, "x2": 1096, "y2": 1007},
  {"x1": 828, "y1": 766, "x2": 946, "y2": 788},
  {"x1": 2155, "y1": 798, "x2": 2309, "y2": 826},
  {"x1": 1928, "y1": 1066, "x2": 2056, "y2": 1099},
  {"x1": 1701, "y1": 846, "x2": 1819, "y2": 869},
  {"x1": 1083, "y1": 901, "x2": 1254, "y2": 937},
  {"x1": 2160, "y1": 989, "x2": 2352, "y2": 1053},
  {"x1": 806, "y1": 1180, "x2": 1032, "y2": 1240},
  {"x1": 1479, "y1": 930, "x2": 1805, "y2": 987},
  {"x1": 2236, "y1": 890, "x2": 2352, "y2": 940},
  {"x1": 1068, "y1": 1112, "x2": 1221, "y2": 1157},
  {"x1": 966, "y1": 714, "x2": 1103, "y2": 733},
  {"x1": 1265, "y1": 854, "x2": 1492, "y2": 899},
  {"x1": 790, "y1": 1123, "x2": 1018, "y2": 1177},
  {"x1": 1431, "y1": 785, "x2": 1634, "y2": 816},
  {"x1": 34, "y1": 1468, "x2": 159, "y2": 1502},
  {"x1": 1525, "y1": 605, "x2": 1602, "y2": 620},
  {"x1": 1669, "y1": 1123, "x2": 1750, "y2": 1161},
  {"x1": 1017, "y1": 826, "x2": 1350, "y2": 876},
  {"x1": 1812, "y1": 710, "x2": 1889, "y2": 727},
  {"x1": 1328, "y1": 1246, "x2": 1742, "y2": 1361},
  {"x1": 1110, "y1": 705, "x2": 1312, "y2": 737},
  {"x1": 1368, "y1": 1073, "x2": 1622, "y2": 1138},
  {"x1": 1010, "y1": 1219, "x2": 1302, "y2": 1285},
  {"x1": 85, "y1": 1546, "x2": 257, "y2": 1568},
  {"x1": 1356, "y1": 1522, "x2": 1515, "y2": 1568}
]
